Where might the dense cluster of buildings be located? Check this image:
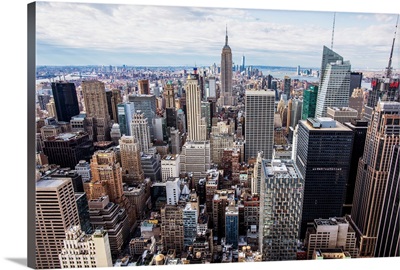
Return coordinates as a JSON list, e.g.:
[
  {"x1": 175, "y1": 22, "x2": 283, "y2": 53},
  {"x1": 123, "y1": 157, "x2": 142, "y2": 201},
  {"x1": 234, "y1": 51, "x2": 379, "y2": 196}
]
[{"x1": 33, "y1": 27, "x2": 400, "y2": 269}]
